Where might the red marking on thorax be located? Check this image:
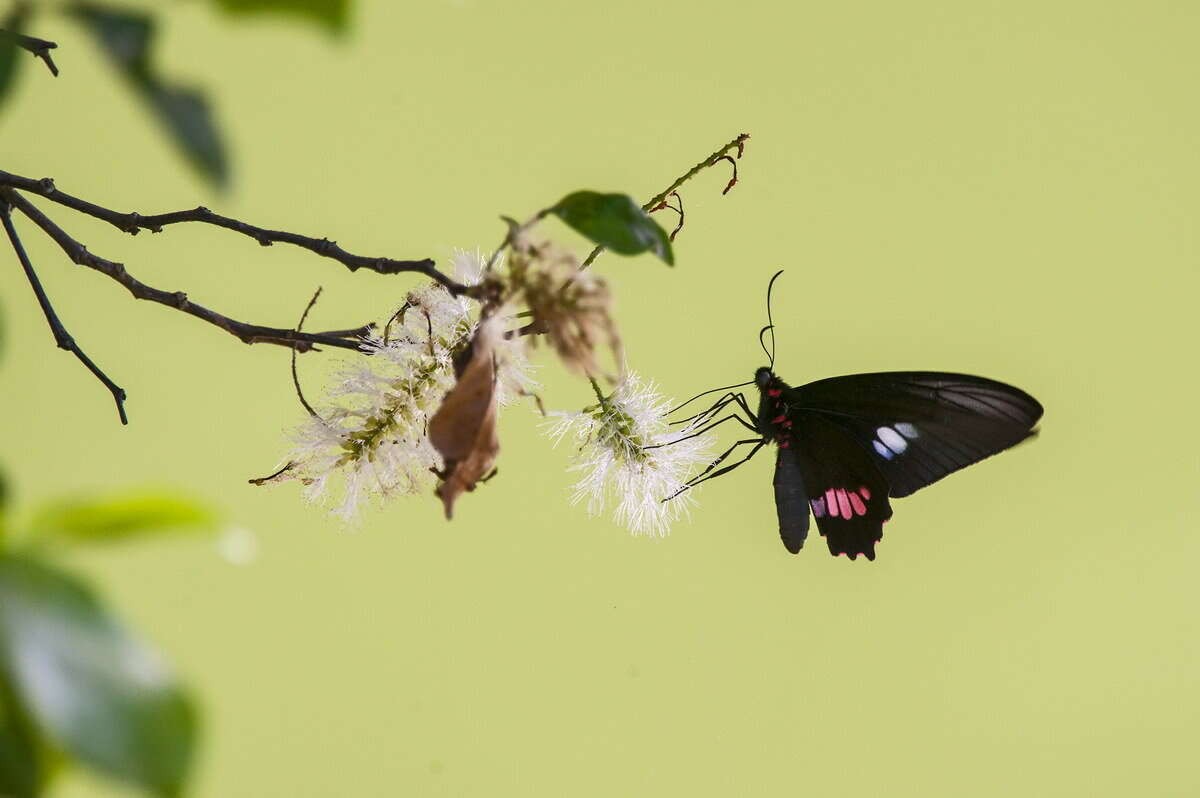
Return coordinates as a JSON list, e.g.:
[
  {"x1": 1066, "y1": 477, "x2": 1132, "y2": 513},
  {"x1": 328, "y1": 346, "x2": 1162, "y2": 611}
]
[{"x1": 767, "y1": 388, "x2": 782, "y2": 397}]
